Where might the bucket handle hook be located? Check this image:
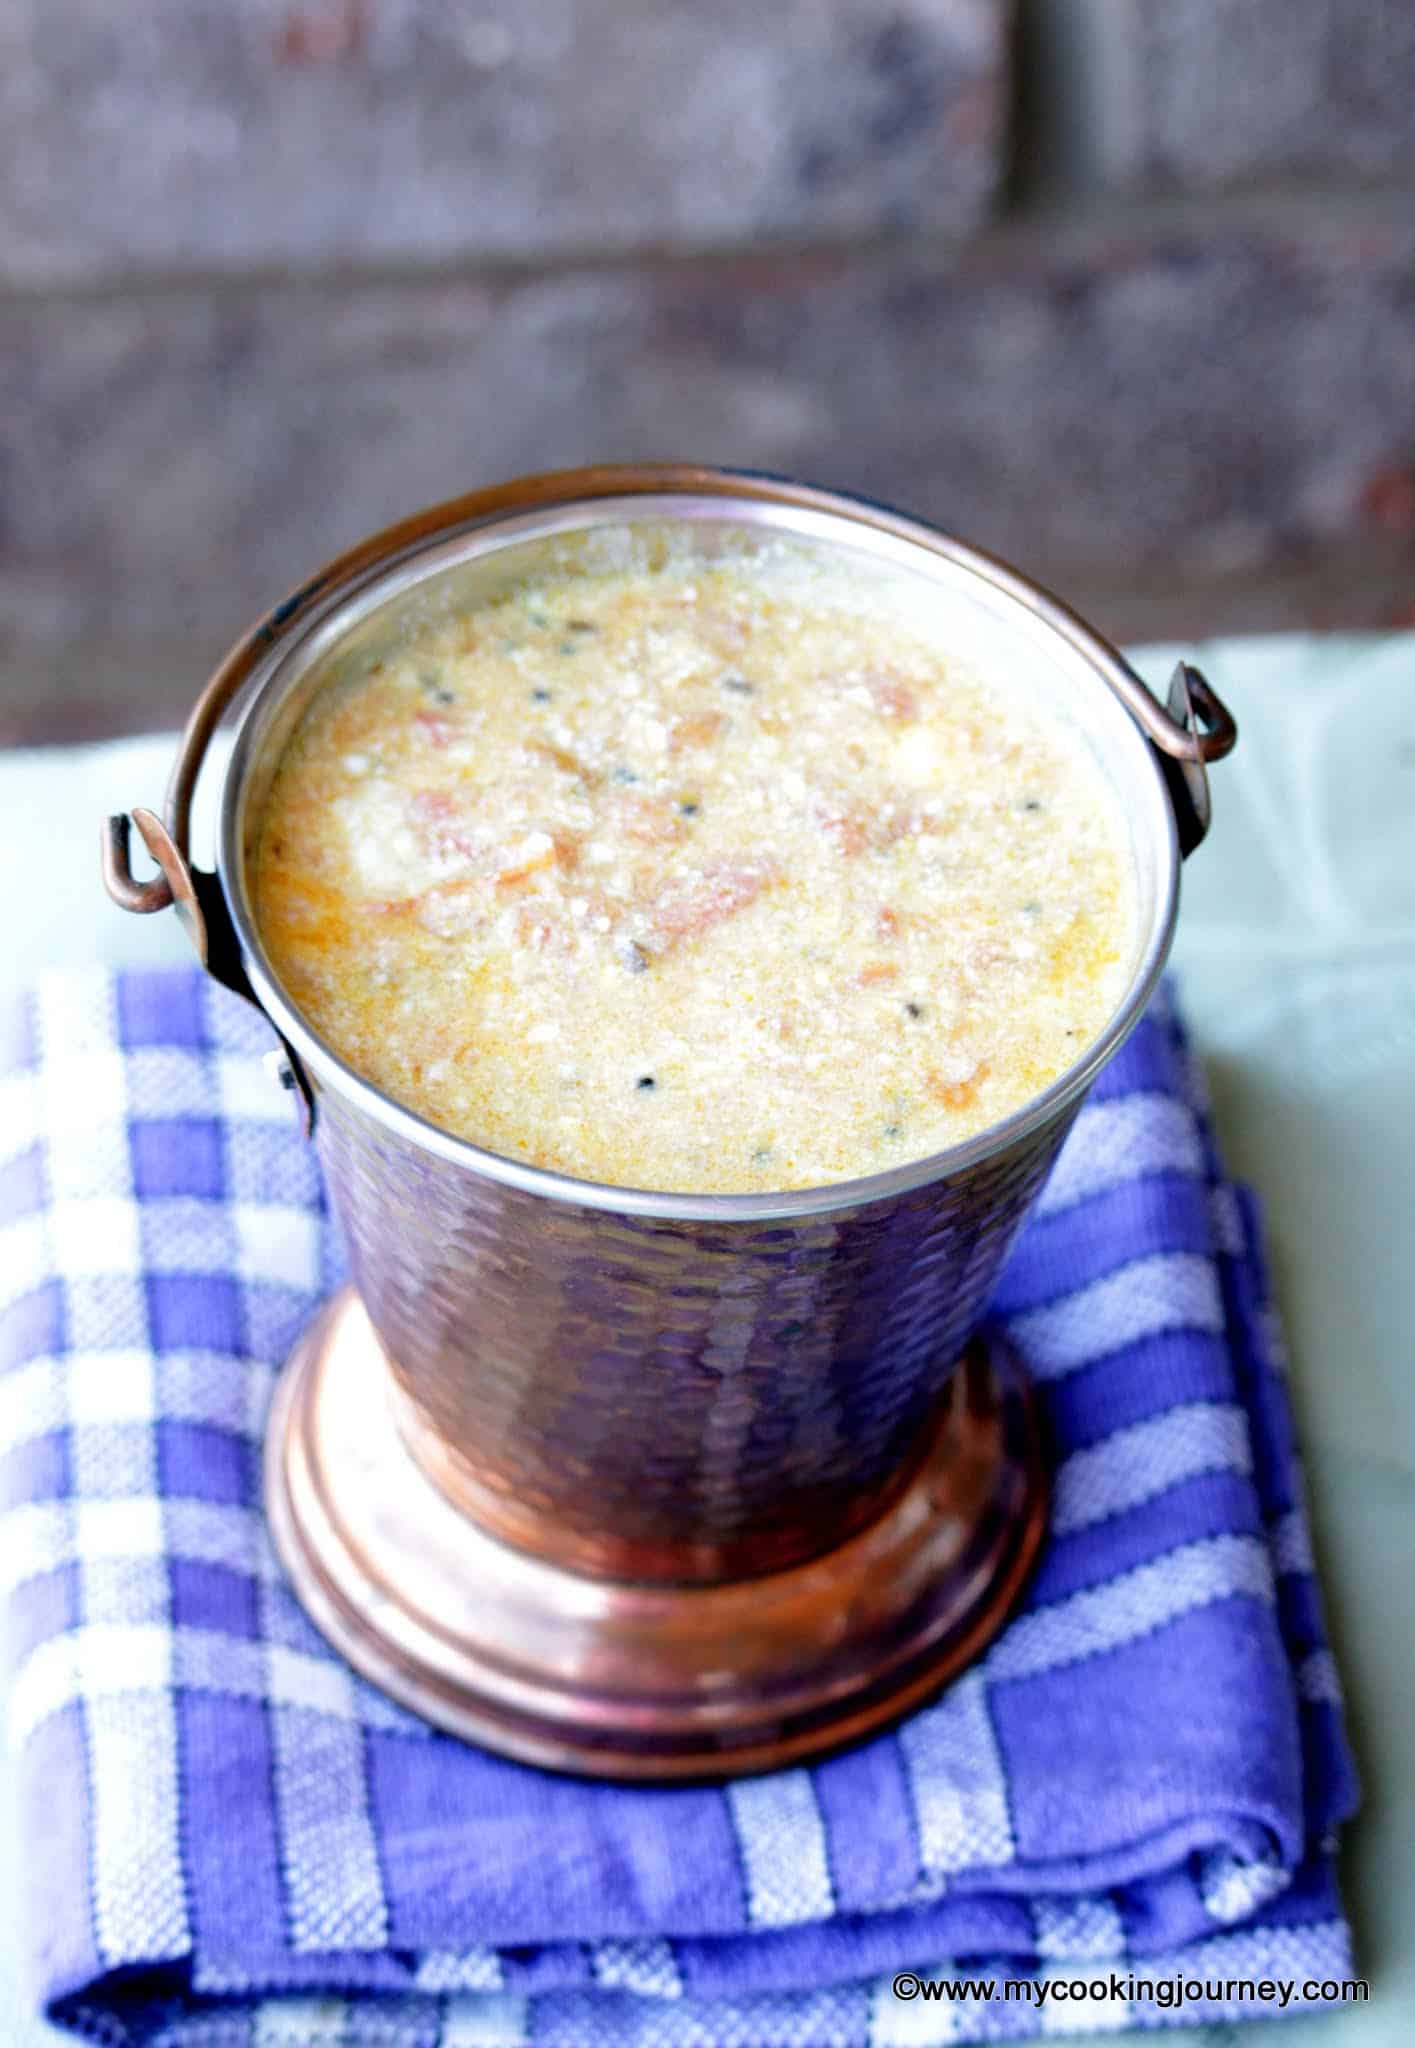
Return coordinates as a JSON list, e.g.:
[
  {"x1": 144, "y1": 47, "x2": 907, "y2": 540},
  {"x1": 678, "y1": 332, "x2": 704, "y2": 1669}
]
[{"x1": 100, "y1": 633, "x2": 317, "y2": 1134}]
